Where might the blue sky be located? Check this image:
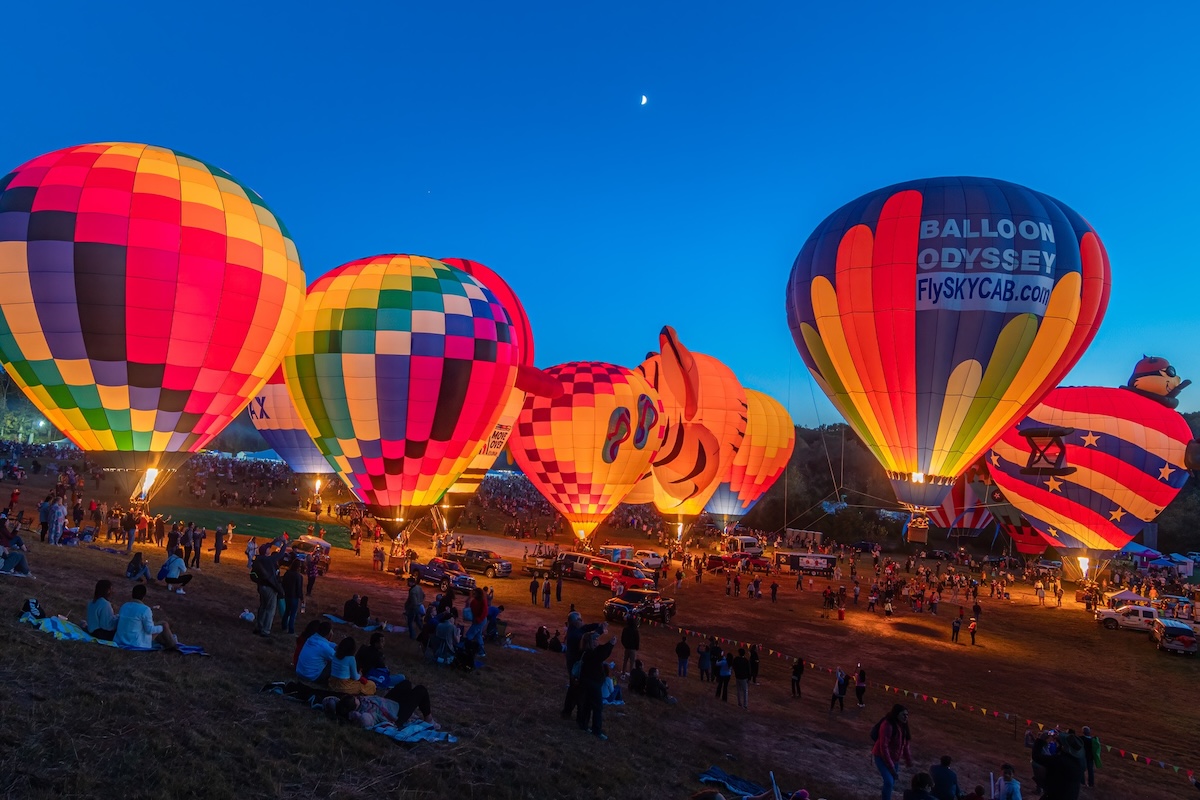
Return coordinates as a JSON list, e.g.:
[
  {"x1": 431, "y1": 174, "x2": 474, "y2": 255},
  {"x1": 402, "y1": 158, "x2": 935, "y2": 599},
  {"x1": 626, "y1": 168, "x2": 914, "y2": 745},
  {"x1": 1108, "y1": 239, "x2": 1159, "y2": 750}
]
[{"x1": 3, "y1": 2, "x2": 1198, "y2": 425}]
